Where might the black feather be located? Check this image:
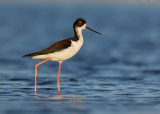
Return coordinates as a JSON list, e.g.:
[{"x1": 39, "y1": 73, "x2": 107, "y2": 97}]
[{"x1": 22, "y1": 52, "x2": 37, "y2": 58}]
